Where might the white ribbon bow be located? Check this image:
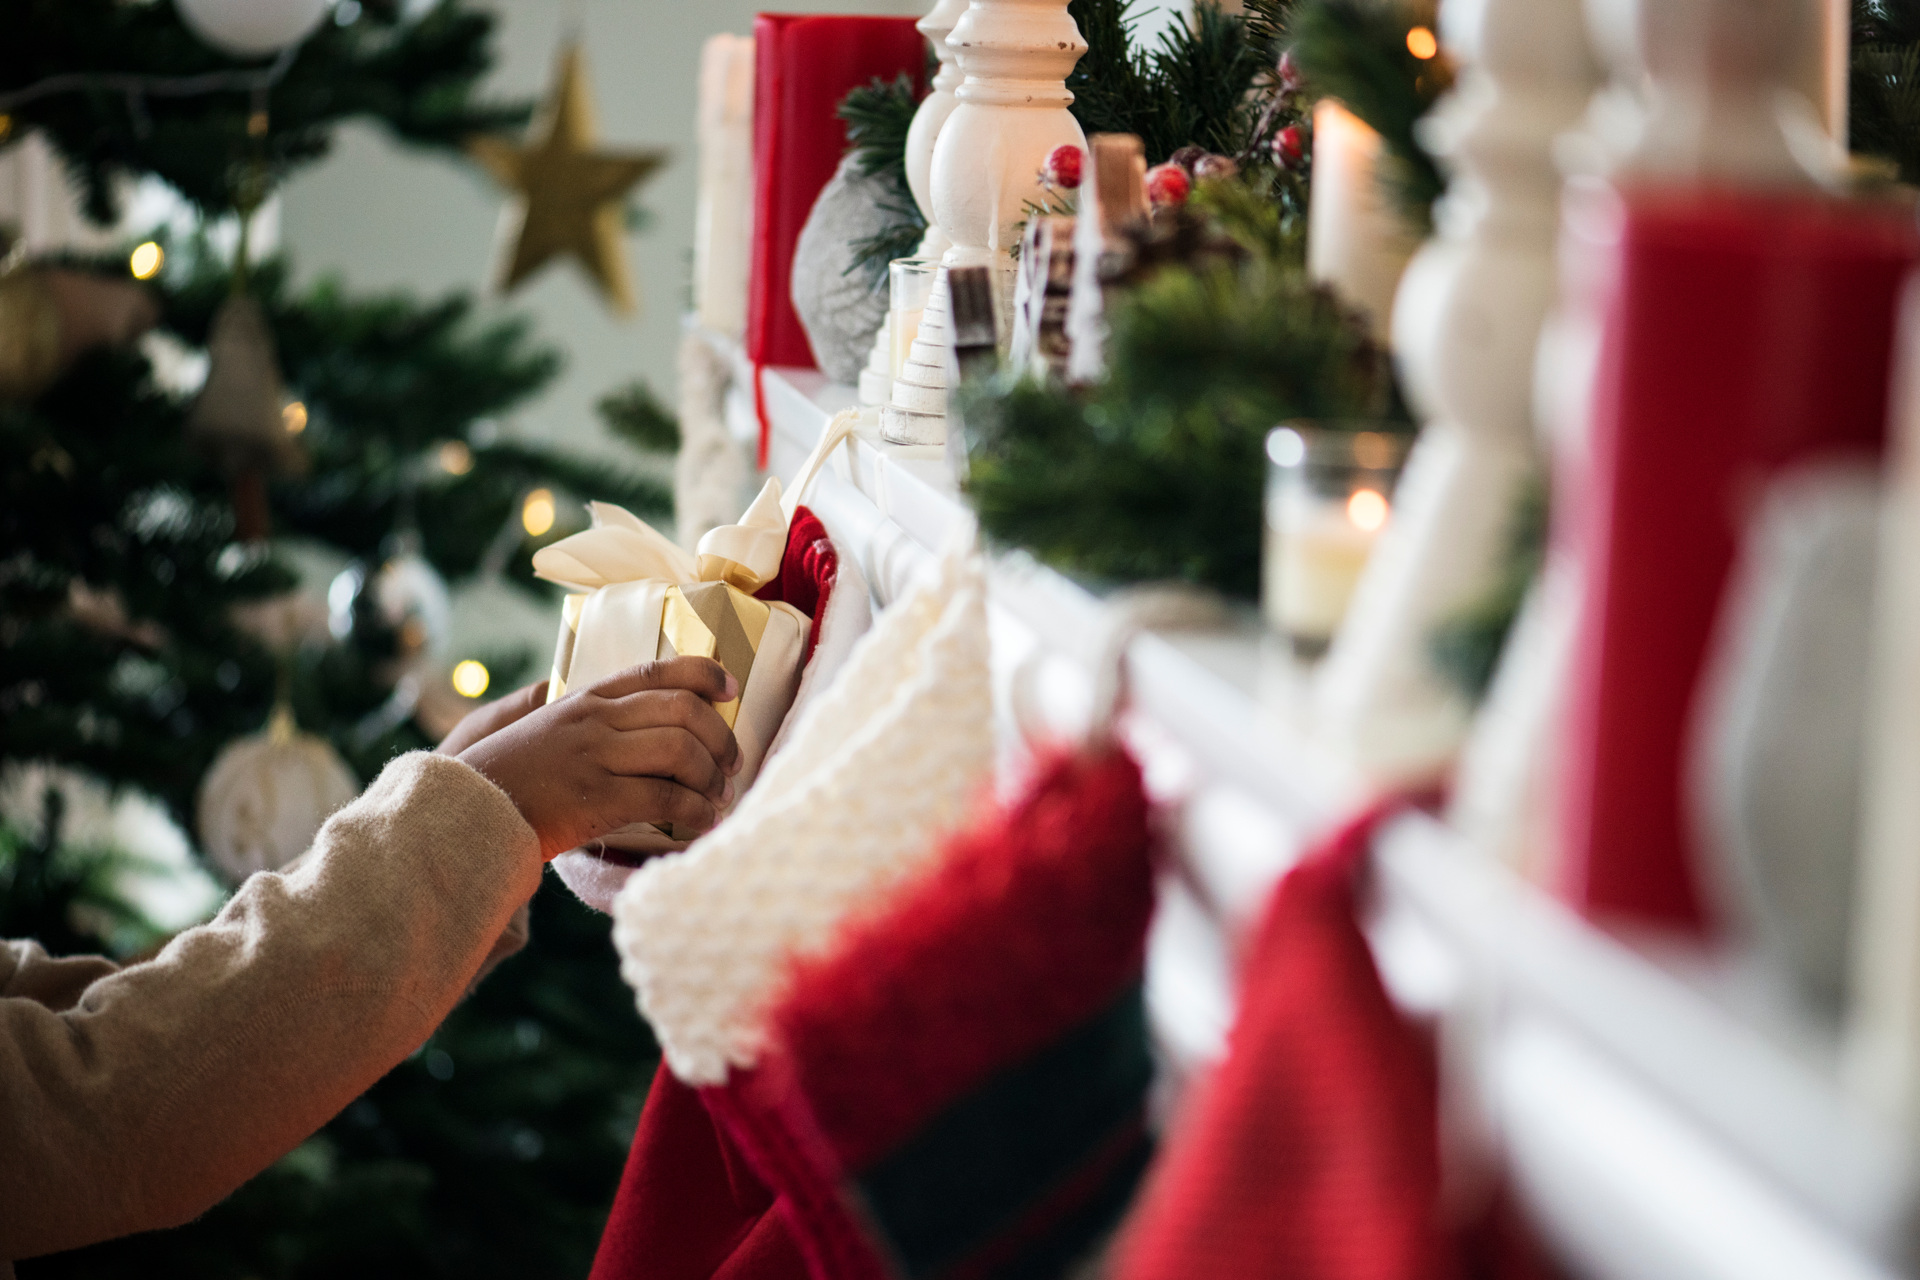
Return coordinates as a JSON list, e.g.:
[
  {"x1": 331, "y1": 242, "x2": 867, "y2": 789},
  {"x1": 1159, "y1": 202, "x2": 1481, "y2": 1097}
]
[{"x1": 533, "y1": 410, "x2": 858, "y2": 595}]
